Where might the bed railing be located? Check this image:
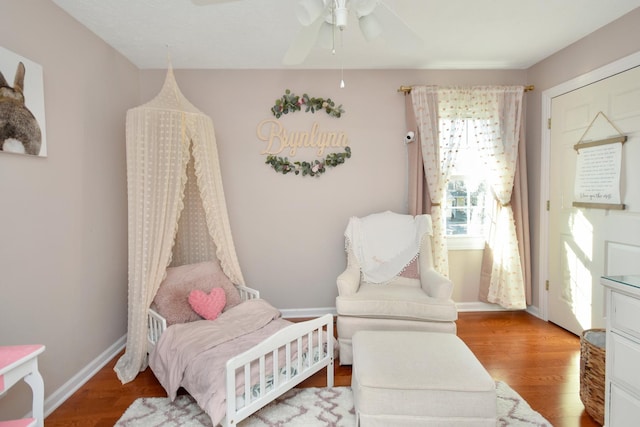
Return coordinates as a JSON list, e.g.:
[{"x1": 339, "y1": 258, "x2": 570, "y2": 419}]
[
  {"x1": 235, "y1": 284, "x2": 260, "y2": 301},
  {"x1": 147, "y1": 308, "x2": 167, "y2": 351},
  {"x1": 146, "y1": 284, "x2": 260, "y2": 352},
  {"x1": 223, "y1": 313, "x2": 335, "y2": 427}
]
